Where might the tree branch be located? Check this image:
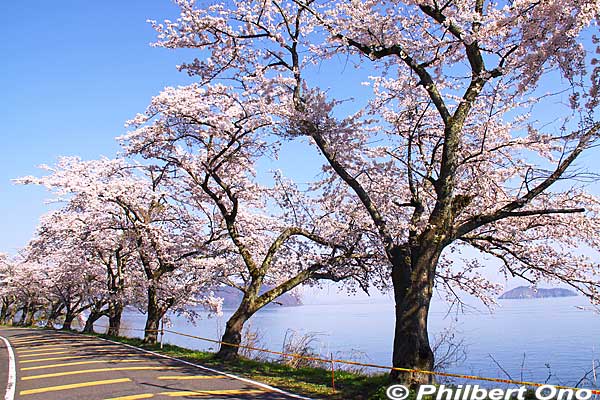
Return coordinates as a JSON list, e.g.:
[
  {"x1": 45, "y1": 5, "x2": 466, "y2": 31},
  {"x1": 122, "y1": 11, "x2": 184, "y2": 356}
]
[{"x1": 456, "y1": 124, "x2": 600, "y2": 238}]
